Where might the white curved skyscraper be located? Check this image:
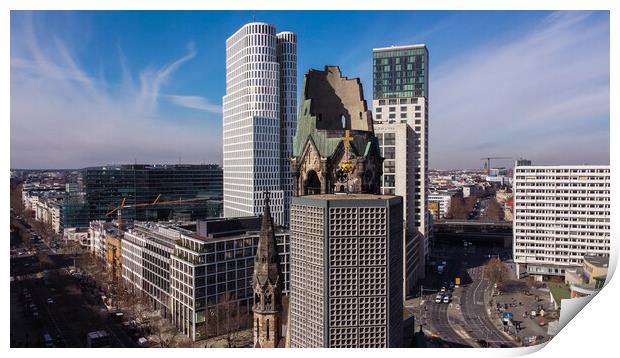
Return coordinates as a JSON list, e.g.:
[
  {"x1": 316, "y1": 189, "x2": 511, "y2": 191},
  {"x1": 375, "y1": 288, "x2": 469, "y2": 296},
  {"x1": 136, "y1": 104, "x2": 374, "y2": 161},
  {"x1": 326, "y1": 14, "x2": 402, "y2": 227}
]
[{"x1": 223, "y1": 22, "x2": 297, "y2": 226}]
